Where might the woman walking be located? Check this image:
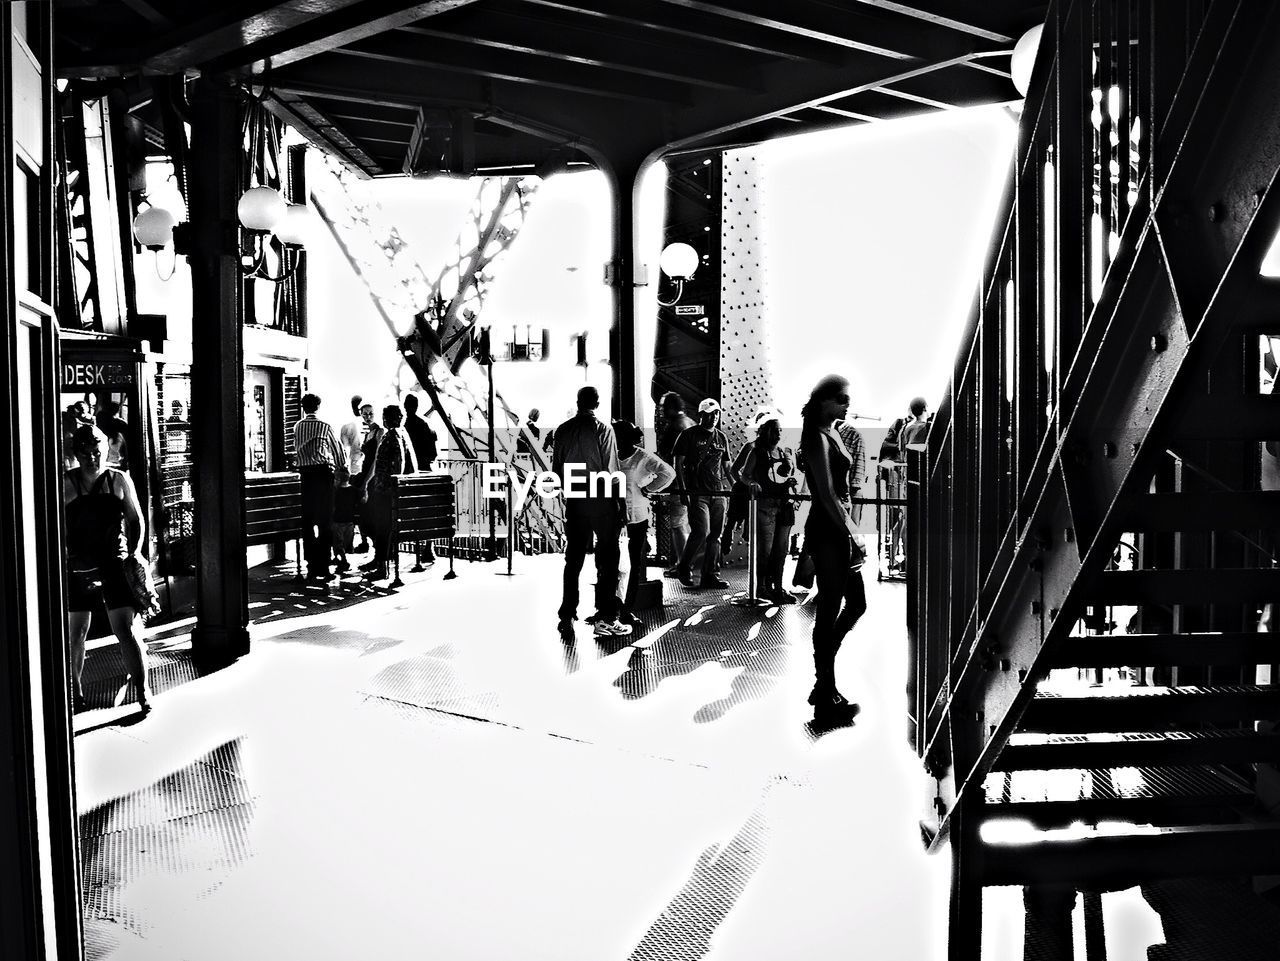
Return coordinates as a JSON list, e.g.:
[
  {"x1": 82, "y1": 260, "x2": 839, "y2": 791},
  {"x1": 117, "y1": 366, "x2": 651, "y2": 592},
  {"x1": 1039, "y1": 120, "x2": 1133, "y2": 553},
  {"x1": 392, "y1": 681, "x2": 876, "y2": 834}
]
[
  {"x1": 799, "y1": 376, "x2": 867, "y2": 725},
  {"x1": 65, "y1": 424, "x2": 152, "y2": 714}
]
